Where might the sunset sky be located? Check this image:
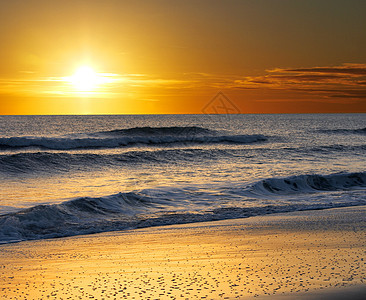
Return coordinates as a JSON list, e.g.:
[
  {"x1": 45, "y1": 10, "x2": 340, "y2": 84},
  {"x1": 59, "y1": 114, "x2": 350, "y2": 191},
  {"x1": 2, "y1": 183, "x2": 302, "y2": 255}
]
[{"x1": 1, "y1": 0, "x2": 365, "y2": 114}]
